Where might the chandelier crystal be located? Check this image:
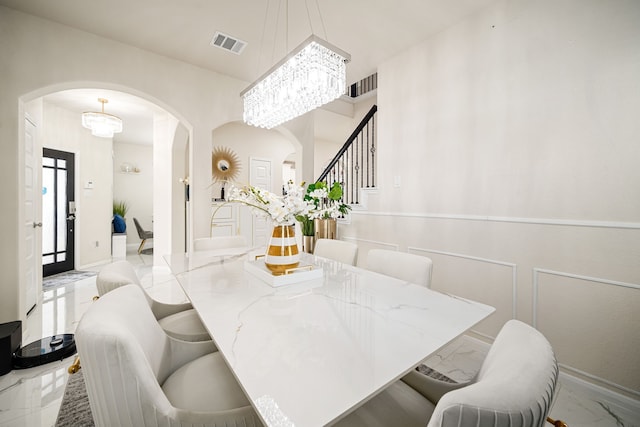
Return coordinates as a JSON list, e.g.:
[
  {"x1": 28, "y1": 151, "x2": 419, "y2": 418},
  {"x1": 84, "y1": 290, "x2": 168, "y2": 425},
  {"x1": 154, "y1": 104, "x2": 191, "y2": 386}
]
[
  {"x1": 82, "y1": 98, "x2": 123, "y2": 138},
  {"x1": 241, "y1": 35, "x2": 350, "y2": 129}
]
